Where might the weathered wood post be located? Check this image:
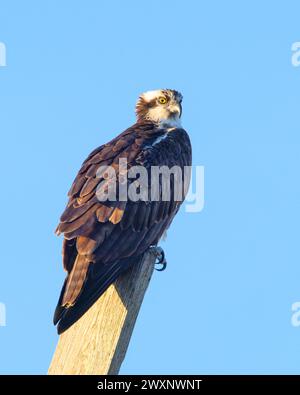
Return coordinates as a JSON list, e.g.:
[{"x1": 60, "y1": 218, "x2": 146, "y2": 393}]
[{"x1": 48, "y1": 250, "x2": 155, "y2": 375}]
